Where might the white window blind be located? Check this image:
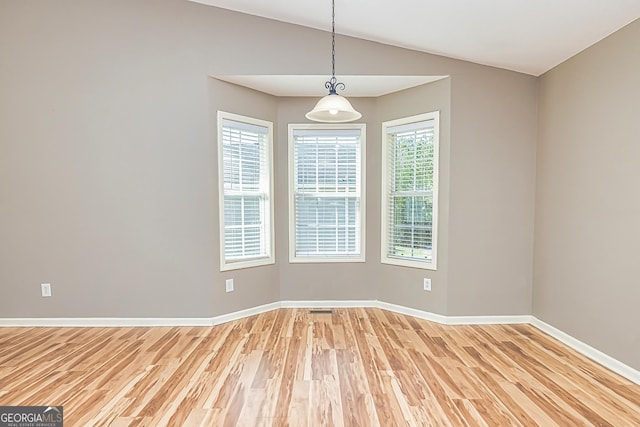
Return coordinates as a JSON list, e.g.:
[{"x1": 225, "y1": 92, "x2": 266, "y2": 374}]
[
  {"x1": 382, "y1": 112, "x2": 439, "y2": 269},
  {"x1": 289, "y1": 125, "x2": 366, "y2": 262},
  {"x1": 218, "y1": 112, "x2": 274, "y2": 271}
]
